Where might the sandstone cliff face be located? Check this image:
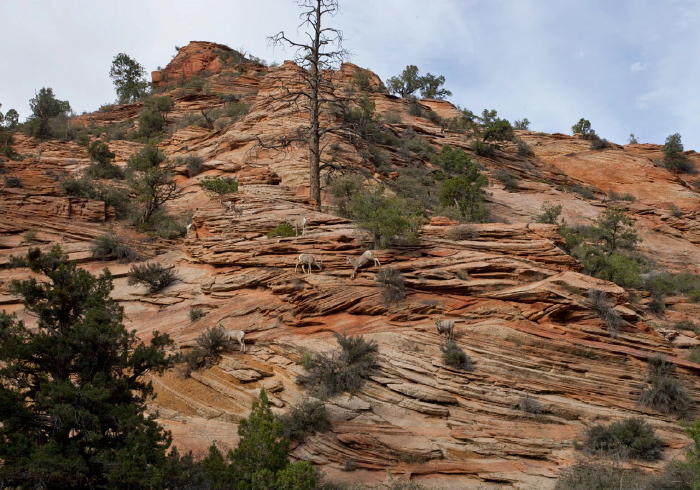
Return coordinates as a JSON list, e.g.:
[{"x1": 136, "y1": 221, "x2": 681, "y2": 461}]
[{"x1": 3, "y1": 41, "x2": 700, "y2": 489}]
